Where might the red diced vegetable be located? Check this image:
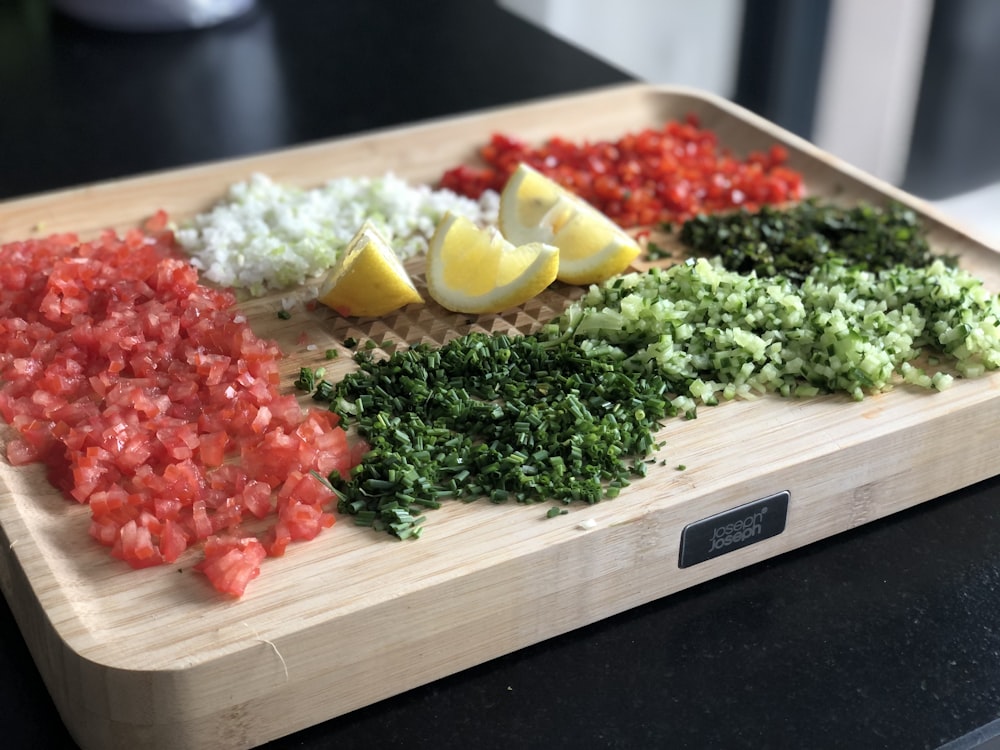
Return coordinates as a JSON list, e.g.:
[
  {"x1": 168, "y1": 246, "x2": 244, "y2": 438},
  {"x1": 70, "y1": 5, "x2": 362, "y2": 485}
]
[
  {"x1": 439, "y1": 118, "x2": 804, "y2": 226},
  {"x1": 0, "y1": 224, "x2": 361, "y2": 597}
]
